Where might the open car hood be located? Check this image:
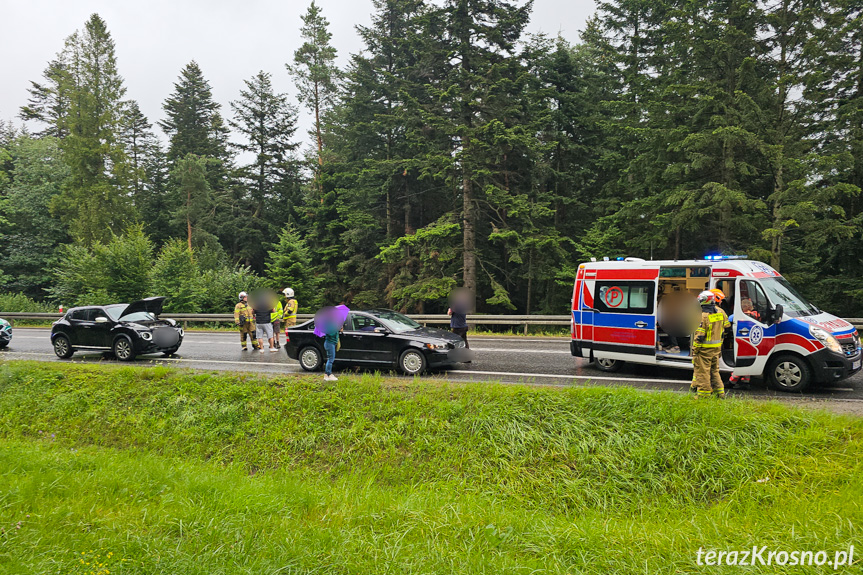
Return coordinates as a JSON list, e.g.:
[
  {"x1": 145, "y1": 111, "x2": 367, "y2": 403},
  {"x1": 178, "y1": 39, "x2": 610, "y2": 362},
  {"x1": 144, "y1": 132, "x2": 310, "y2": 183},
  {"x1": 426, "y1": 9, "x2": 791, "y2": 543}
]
[{"x1": 118, "y1": 296, "x2": 166, "y2": 320}]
